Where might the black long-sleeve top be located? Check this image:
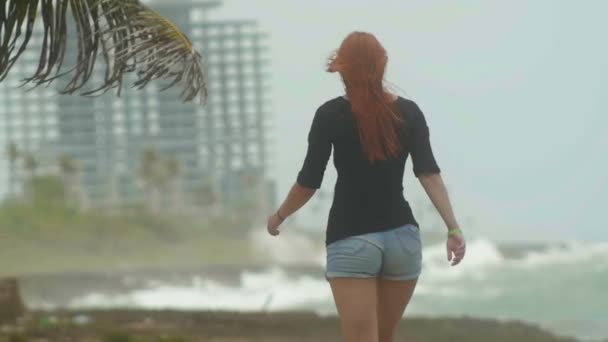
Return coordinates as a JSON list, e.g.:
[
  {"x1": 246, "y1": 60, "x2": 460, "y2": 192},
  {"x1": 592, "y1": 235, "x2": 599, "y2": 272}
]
[{"x1": 296, "y1": 96, "x2": 441, "y2": 246}]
